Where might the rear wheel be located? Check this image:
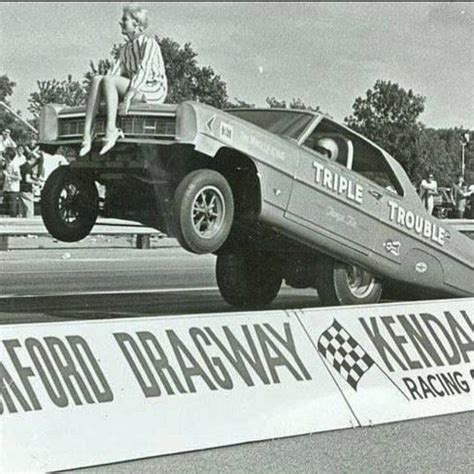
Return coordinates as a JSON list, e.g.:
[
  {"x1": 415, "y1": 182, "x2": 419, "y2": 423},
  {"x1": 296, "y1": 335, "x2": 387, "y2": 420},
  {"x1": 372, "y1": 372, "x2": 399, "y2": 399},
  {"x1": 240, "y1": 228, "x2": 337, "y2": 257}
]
[
  {"x1": 173, "y1": 169, "x2": 234, "y2": 254},
  {"x1": 216, "y1": 251, "x2": 282, "y2": 308},
  {"x1": 317, "y1": 259, "x2": 383, "y2": 306},
  {"x1": 41, "y1": 167, "x2": 99, "y2": 242}
]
